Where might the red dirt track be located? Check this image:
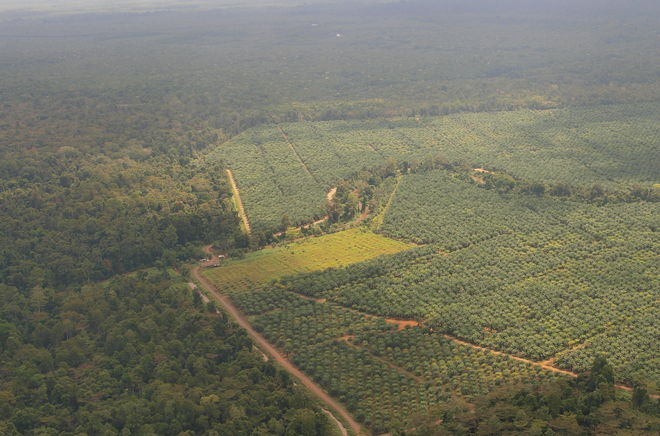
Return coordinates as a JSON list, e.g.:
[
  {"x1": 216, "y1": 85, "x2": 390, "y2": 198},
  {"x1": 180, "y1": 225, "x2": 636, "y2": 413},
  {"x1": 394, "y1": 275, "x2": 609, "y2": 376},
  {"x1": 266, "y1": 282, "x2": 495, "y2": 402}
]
[{"x1": 191, "y1": 264, "x2": 364, "y2": 435}]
